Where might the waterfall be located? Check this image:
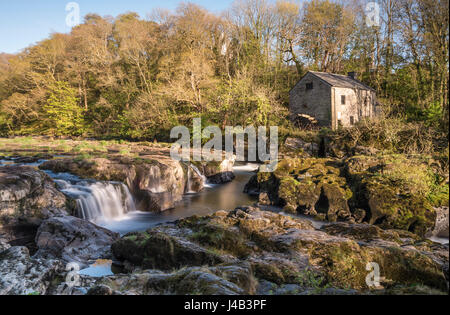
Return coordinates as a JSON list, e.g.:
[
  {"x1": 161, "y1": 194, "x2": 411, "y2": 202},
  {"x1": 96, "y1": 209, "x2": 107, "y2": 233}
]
[
  {"x1": 186, "y1": 164, "x2": 208, "y2": 192},
  {"x1": 54, "y1": 179, "x2": 136, "y2": 223},
  {"x1": 186, "y1": 166, "x2": 193, "y2": 193},
  {"x1": 190, "y1": 164, "x2": 207, "y2": 183},
  {"x1": 233, "y1": 163, "x2": 260, "y2": 172}
]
